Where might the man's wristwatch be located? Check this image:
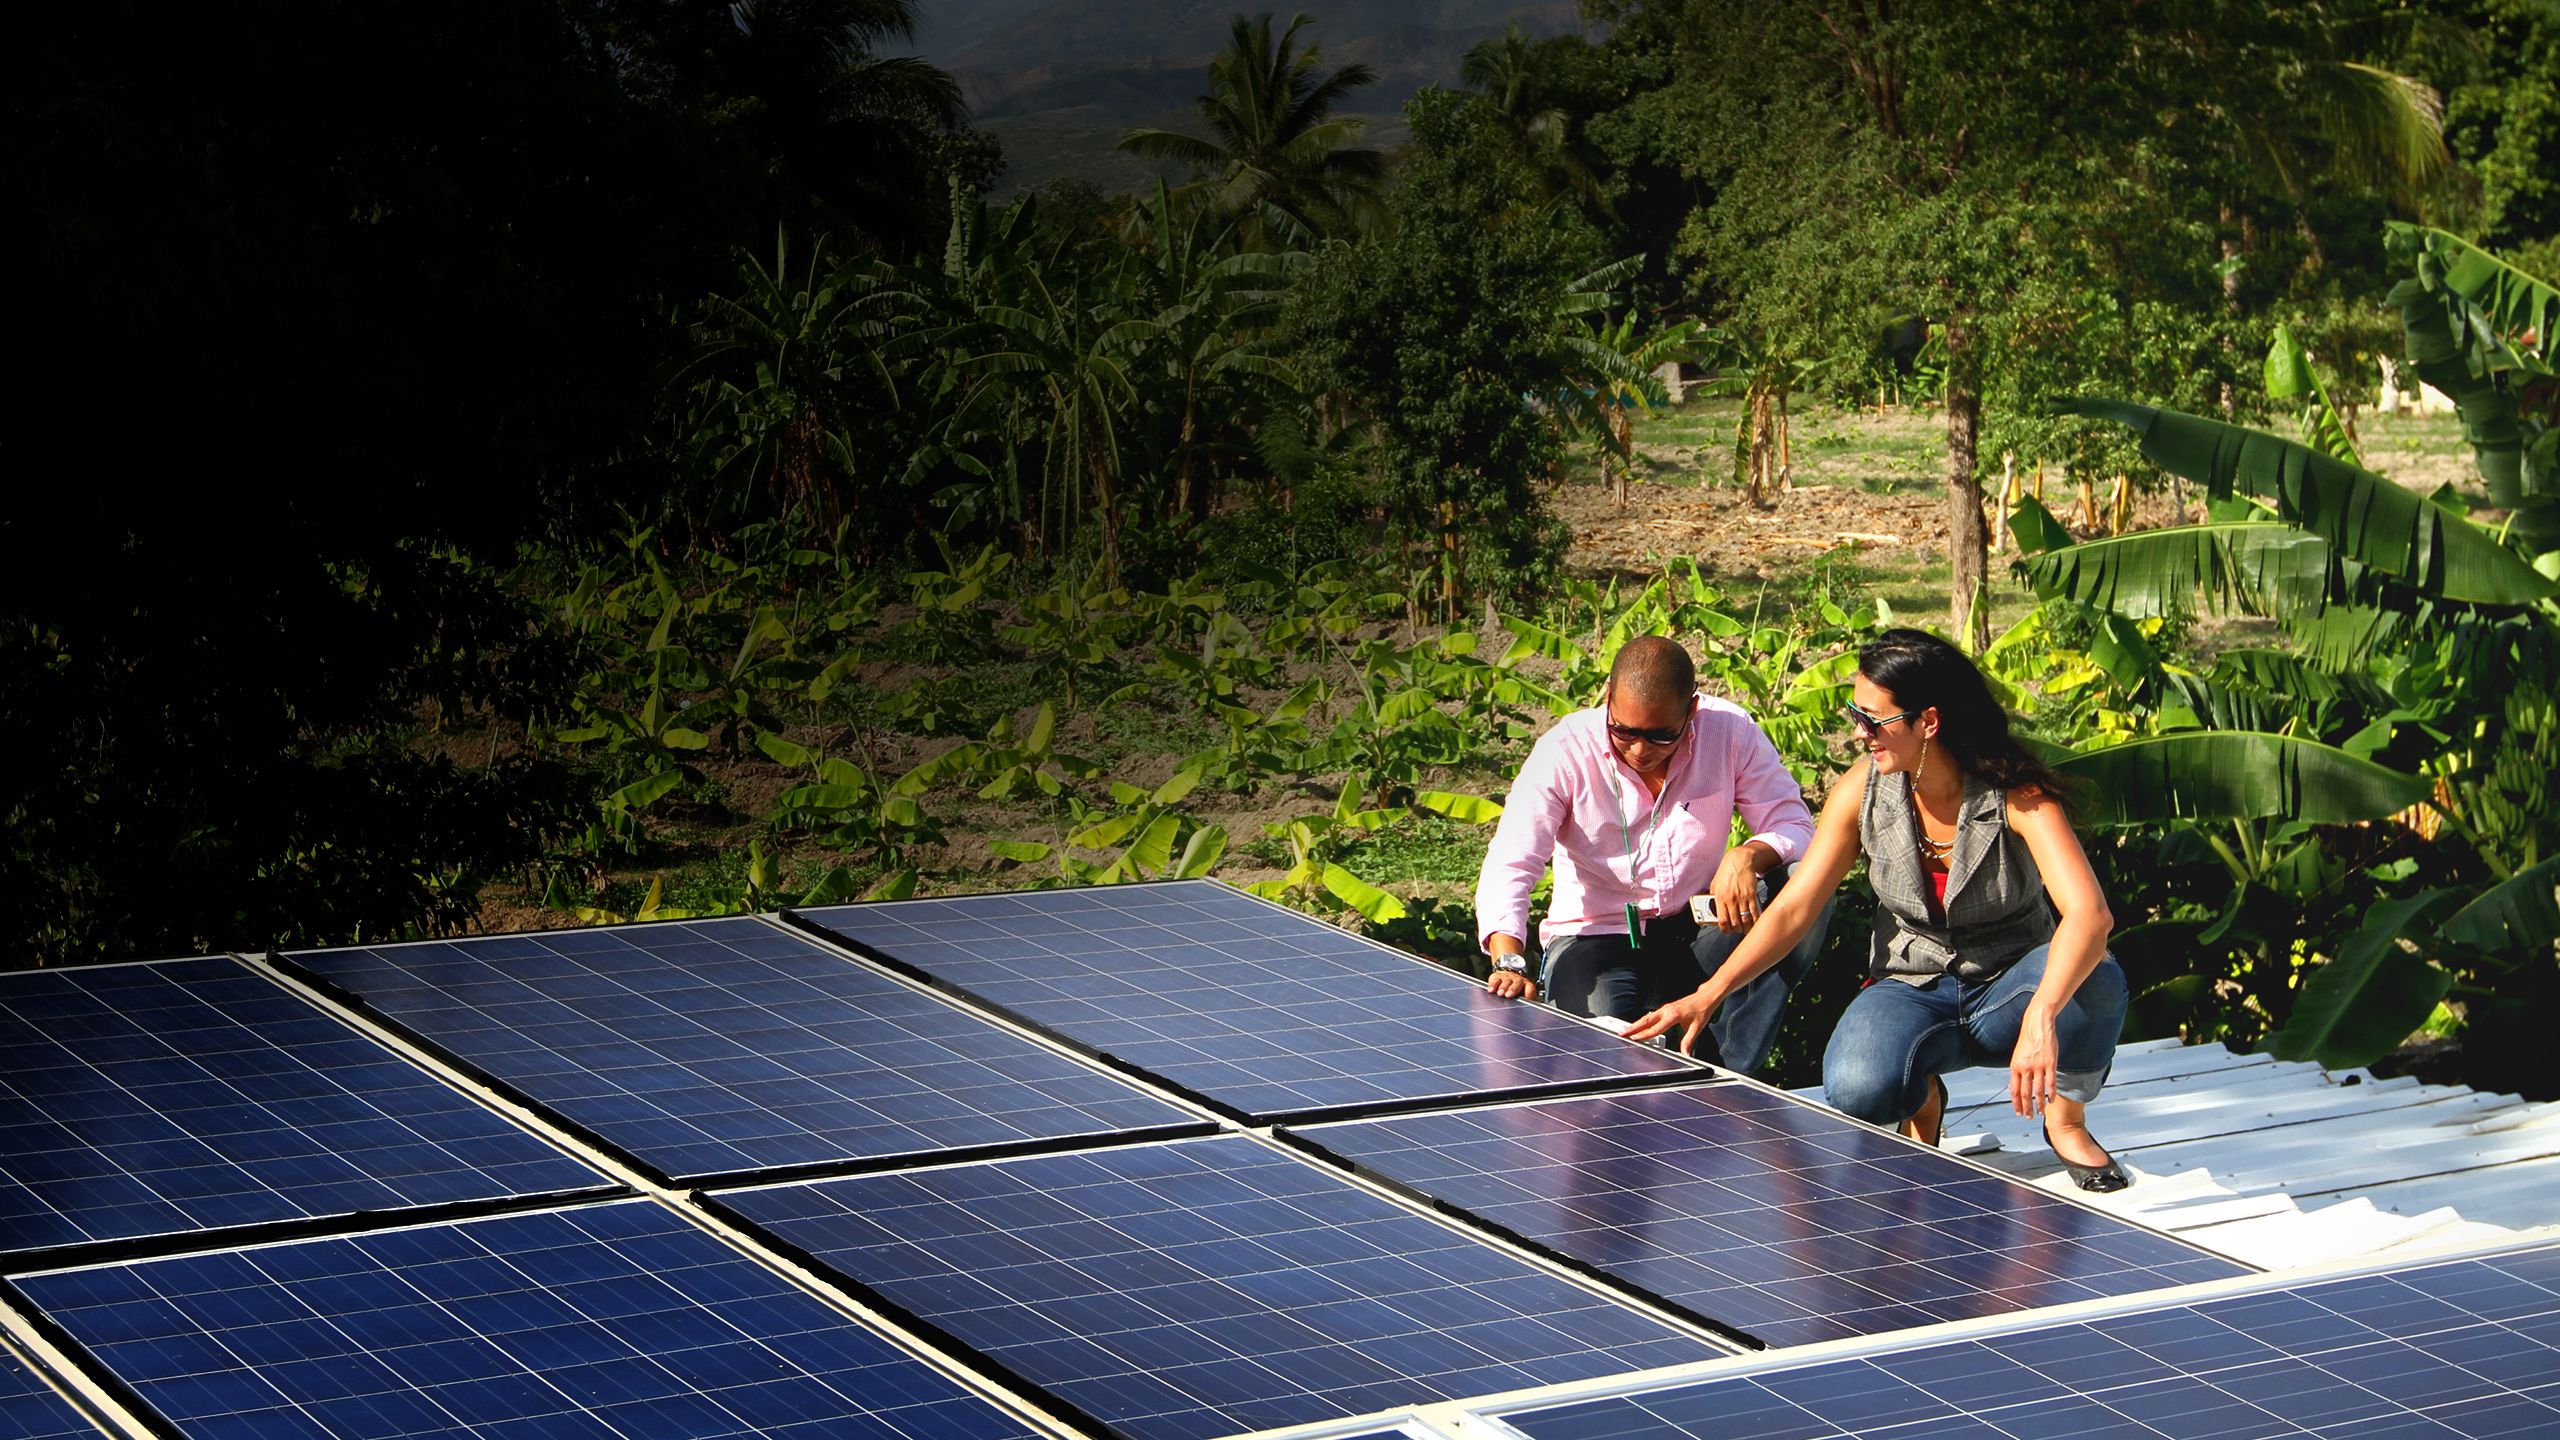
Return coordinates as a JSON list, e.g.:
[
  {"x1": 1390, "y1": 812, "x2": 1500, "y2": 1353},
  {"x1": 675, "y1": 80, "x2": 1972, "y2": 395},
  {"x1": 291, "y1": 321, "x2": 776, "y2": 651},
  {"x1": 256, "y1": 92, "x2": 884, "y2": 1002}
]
[{"x1": 1492, "y1": 954, "x2": 1531, "y2": 978}]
